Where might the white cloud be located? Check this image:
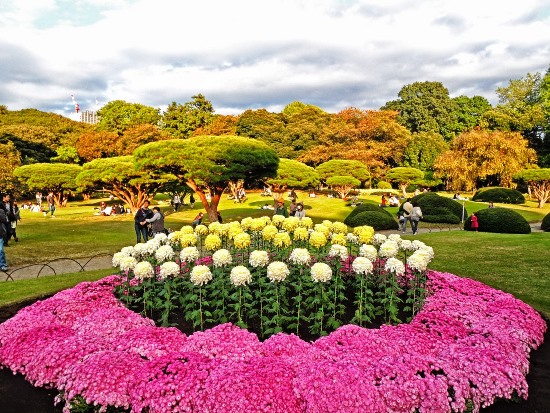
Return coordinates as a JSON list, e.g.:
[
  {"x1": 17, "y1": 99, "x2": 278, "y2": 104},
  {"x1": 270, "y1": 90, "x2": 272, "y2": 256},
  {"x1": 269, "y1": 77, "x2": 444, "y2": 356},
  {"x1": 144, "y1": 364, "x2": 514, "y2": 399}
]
[{"x1": 0, "y1": 0, "x2": 549, "y2": 117}]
